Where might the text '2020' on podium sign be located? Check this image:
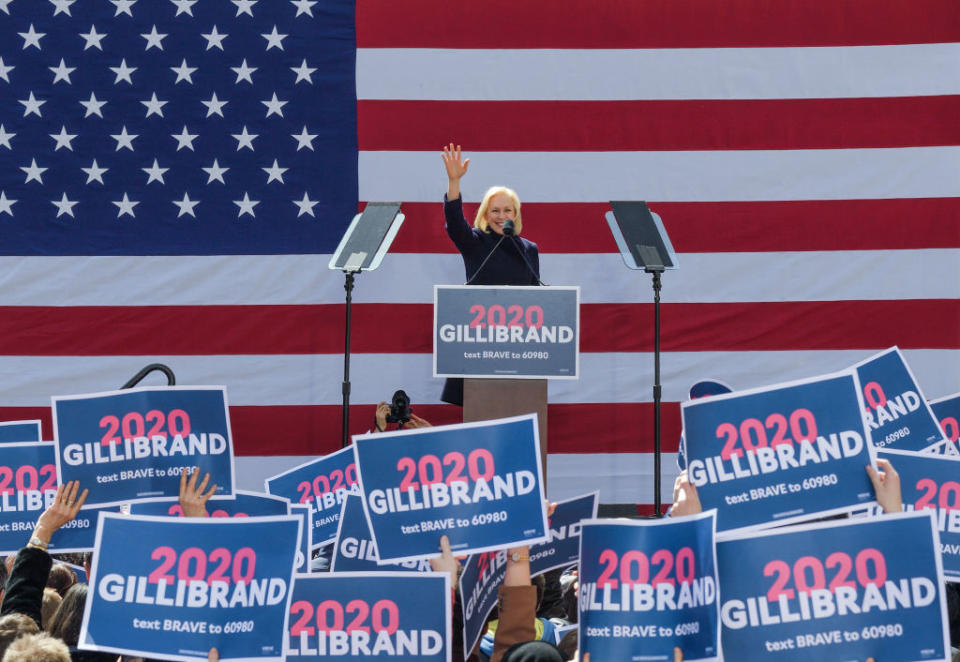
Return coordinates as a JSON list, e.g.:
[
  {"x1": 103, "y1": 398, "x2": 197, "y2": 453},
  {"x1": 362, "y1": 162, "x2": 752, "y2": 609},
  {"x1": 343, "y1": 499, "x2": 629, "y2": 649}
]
[{"x1": 433, "y1": 285, "x2": 579, "y2": 379}]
